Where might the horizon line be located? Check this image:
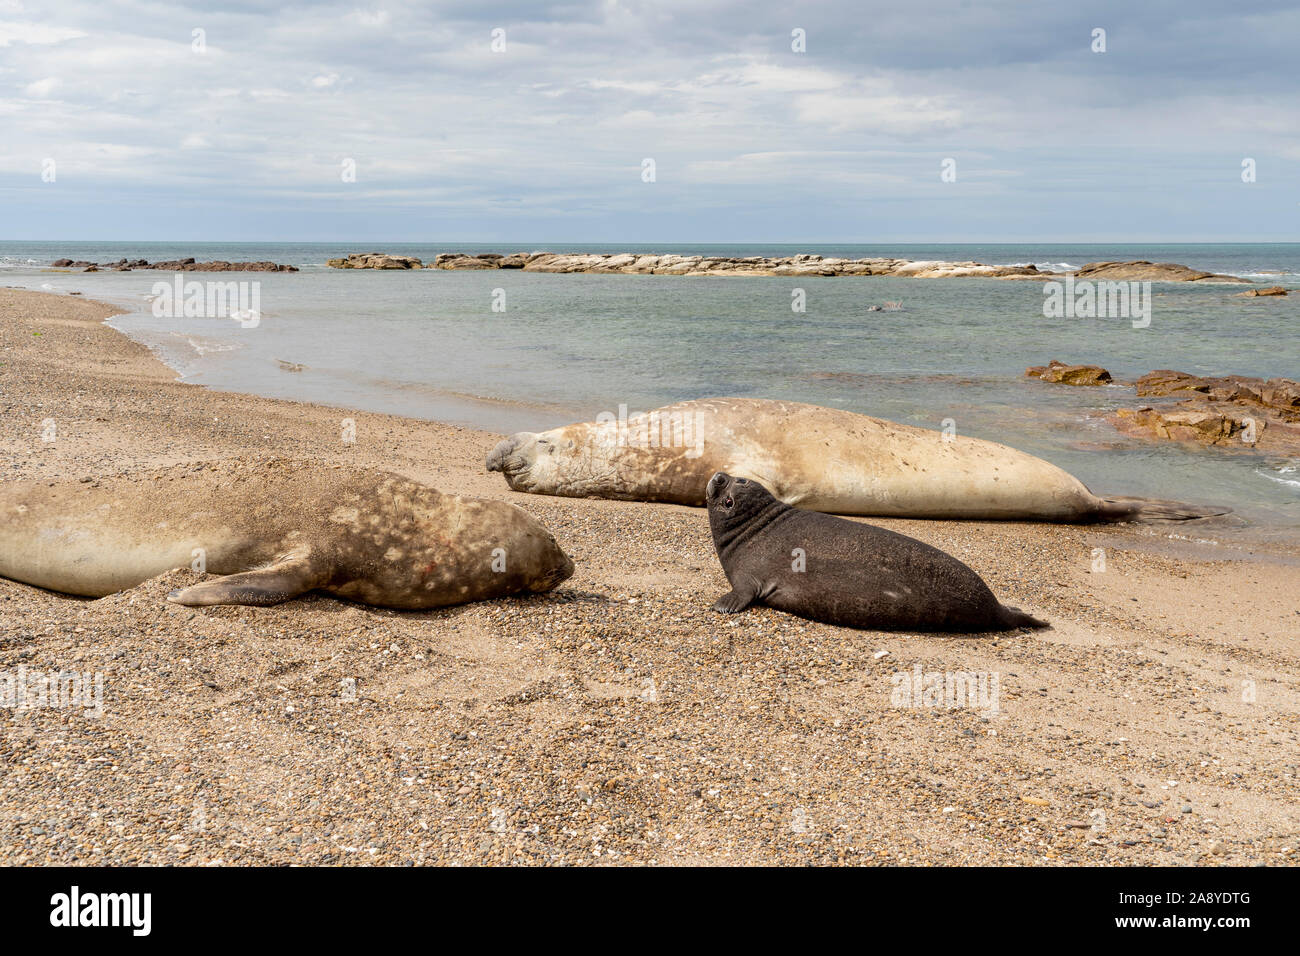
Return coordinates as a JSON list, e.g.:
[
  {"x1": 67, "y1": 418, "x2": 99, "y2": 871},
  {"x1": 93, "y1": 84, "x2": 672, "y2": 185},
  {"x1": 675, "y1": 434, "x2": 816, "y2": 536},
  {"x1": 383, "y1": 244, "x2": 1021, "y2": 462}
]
[{"x1": 4, "y1": 239, "x2": 1300, "y2": 246}]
